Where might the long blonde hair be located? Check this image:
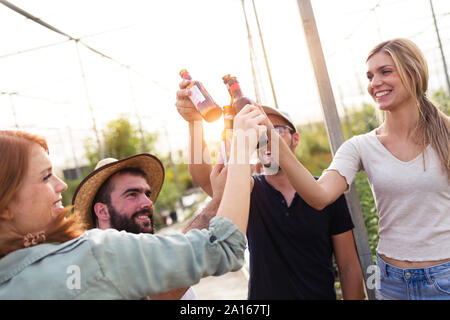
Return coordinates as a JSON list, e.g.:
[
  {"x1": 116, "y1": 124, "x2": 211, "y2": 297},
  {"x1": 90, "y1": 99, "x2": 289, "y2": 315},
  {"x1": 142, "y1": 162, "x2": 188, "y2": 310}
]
[
  {"x1": 367, "y1": 38, "x2": 450, "y2": 179},
  {"x1": 0, "y1": 130, "x2": 86, "y2": 258}
]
